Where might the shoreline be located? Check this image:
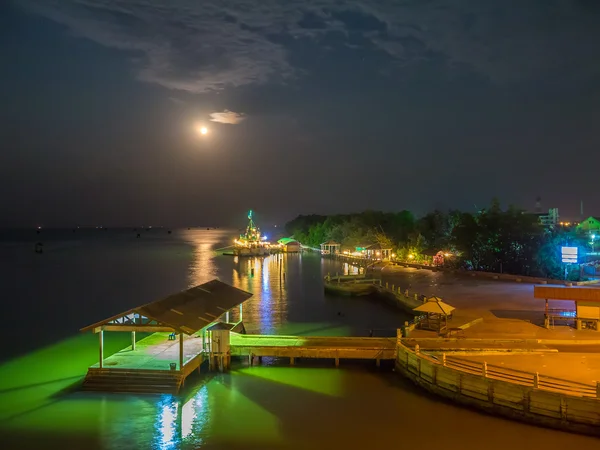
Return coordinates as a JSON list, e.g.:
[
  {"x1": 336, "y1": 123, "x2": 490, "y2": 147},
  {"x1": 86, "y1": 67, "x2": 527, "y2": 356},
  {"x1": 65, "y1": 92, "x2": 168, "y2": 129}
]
[
  {"x1": 395, "y1": 340, "x2": 600, "y2": 437},
  {"x1": 326, "y1": 269, "x2": 600, "y2": 437},
  {"x1": 378, "y1": 260, "x2": 599, "y2": 286}
]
